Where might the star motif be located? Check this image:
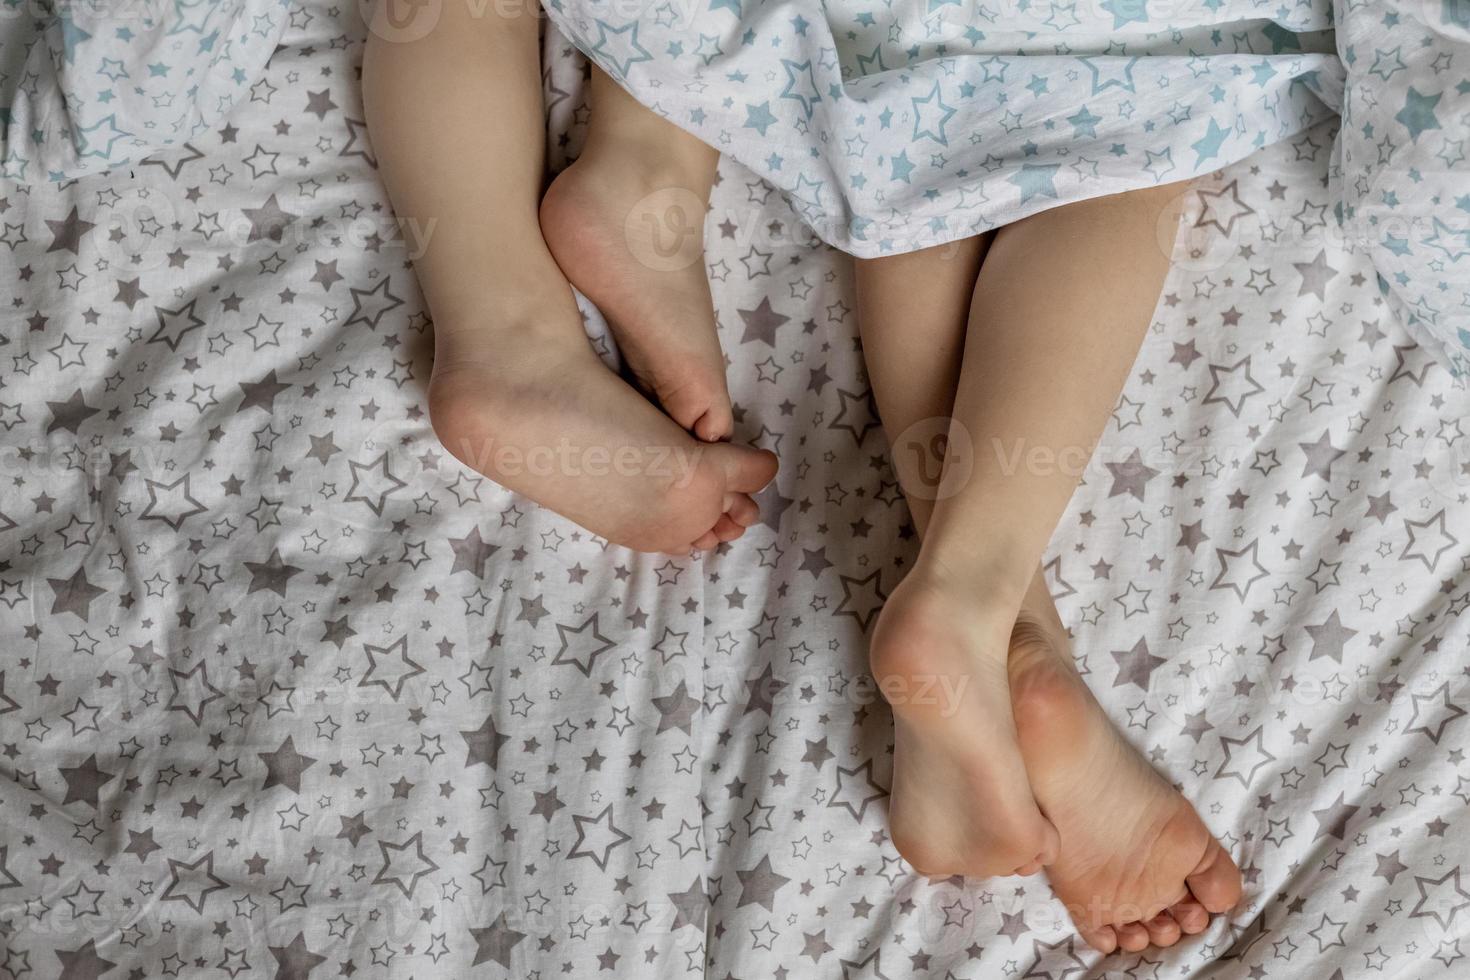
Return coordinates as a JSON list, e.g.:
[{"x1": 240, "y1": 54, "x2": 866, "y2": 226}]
[
  {"x1": 448, "y1": 526, "x2": 499, "y2": 576},
  {"x1": 469, "y1": 912, "x2": 527, "y2": 968},
  {"x1": 58, "y1": 754, "x2": 115, "y2": 808},
  {"x1": 242, "y1": 193, "x2": 299, "y2": 243},
  {"x1": 735, "y1": 854, "x2": 791, "y2": 910},
  {"x1": 258, "y1": 736, "x2": 318, "y2": 793},
  {"x1": 738, "y1": 296, "x2": 790, "y2": 345},
  {"x1": 461, "y1": 713, "x2": 510, "y2": 769},
  {"x1": 268, "y1": 933, "x2": 327, "y2": 980},
  {"x1": 1110, "y1": 636, "x2": 1166, "y2": 690}
]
